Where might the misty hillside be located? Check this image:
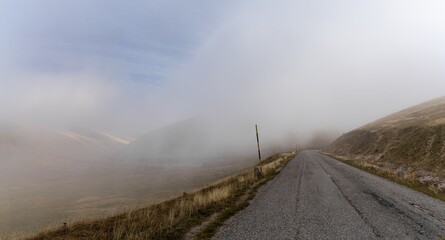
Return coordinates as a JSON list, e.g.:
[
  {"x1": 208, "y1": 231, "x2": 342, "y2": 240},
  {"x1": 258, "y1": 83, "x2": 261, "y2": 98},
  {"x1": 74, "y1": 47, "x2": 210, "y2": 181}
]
[
  {"x1": 0, "y1": 124, "x2": 259, "y2": 234},
  {"x1": 0, "y1": 126, "x2": 131, "y2": 189},
  {"x1": 123, "y1": 119, "x2": 259, "y2": 166},
  {"x1": 328, "y1": 96, "x2": 445, "y2": 172}
]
